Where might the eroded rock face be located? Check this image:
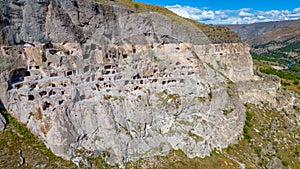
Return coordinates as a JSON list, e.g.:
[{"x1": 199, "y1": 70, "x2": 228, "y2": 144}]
[
  {"x1": 0, "y1": 112, "x2": 6, "y2": 131},
  {"x1": 0, "y1": 42, "x2": 250, "y2": 166},
  {"x1": 0, "y1": 0, "x2": 279, "y2": 167}
]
